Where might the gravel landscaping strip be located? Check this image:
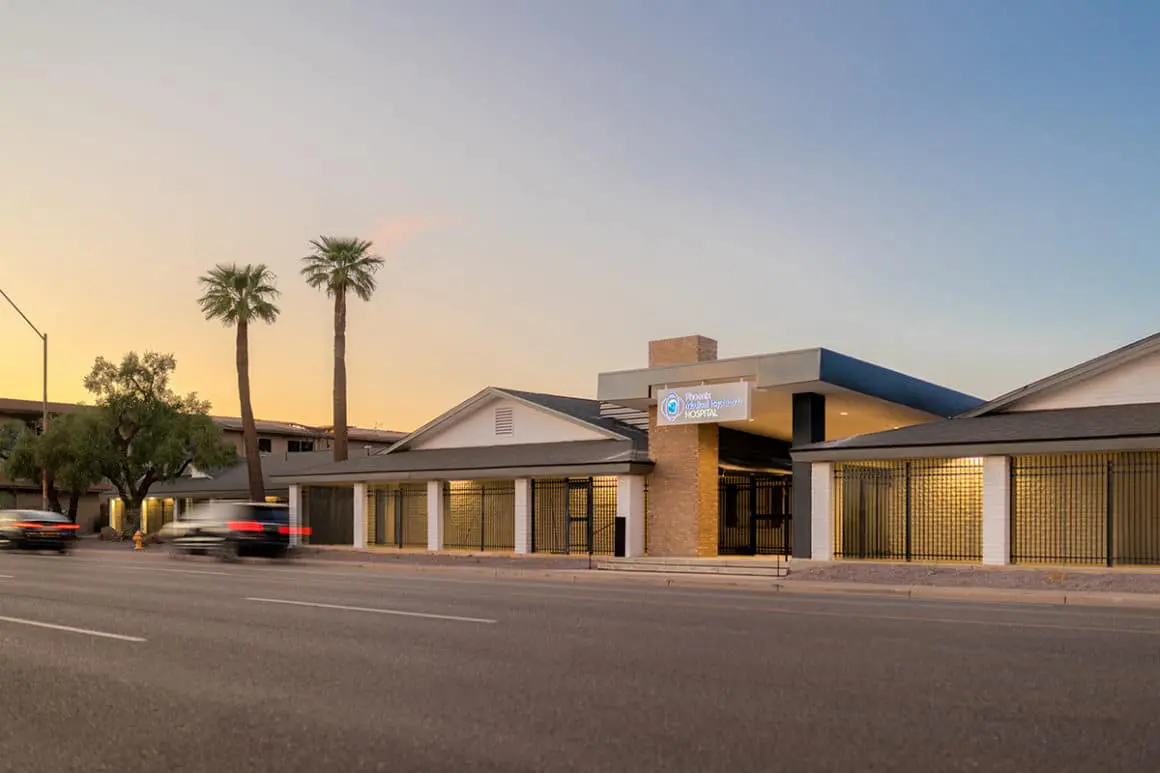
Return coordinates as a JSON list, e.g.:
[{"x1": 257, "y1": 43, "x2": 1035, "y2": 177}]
[{"x1": 788, "y1": 563, "x2": 1160, "y2": 594}]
